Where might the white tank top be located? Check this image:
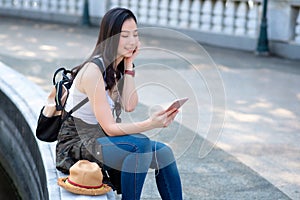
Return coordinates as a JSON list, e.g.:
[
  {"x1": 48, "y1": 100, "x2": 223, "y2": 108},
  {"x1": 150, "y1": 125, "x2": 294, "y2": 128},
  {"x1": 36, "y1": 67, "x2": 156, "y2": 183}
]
[{"x1": 65, "y1": 86, "x2": 114, "y2": 124}]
